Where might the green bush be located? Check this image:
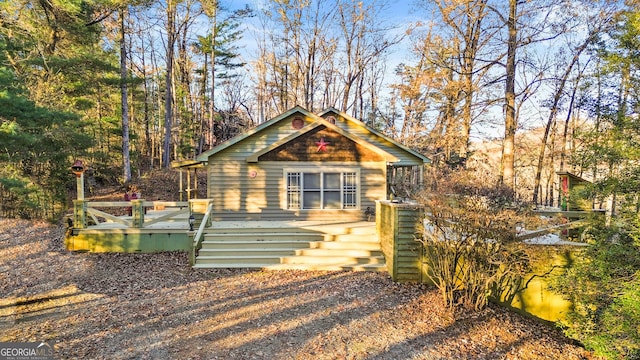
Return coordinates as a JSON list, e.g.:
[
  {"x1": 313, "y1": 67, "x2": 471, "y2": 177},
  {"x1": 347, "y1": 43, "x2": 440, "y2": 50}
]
[{"x1": 554, "y1": 216, "x2": 640, "y2": 358}]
